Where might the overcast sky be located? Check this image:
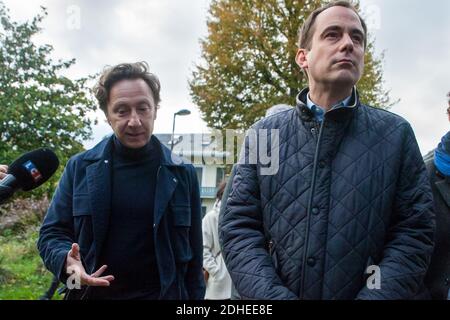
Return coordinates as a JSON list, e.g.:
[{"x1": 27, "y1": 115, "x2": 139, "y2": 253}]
[{"x1": 3, "y1": 0, "x2": 450, "y2": 154}]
